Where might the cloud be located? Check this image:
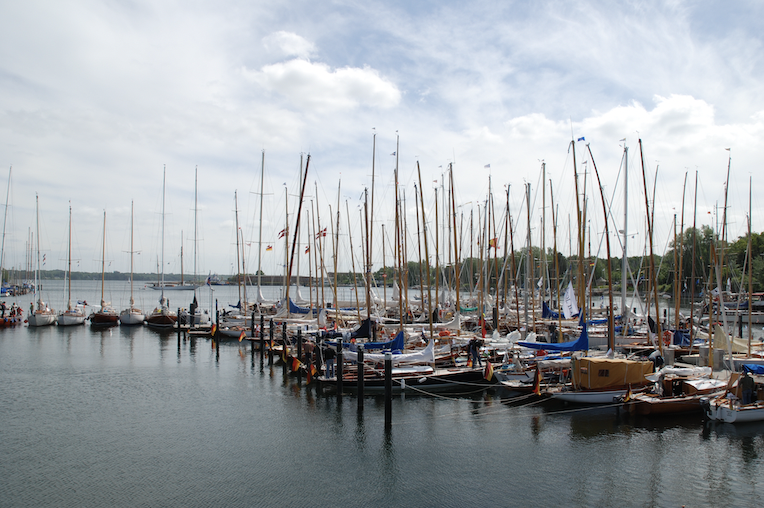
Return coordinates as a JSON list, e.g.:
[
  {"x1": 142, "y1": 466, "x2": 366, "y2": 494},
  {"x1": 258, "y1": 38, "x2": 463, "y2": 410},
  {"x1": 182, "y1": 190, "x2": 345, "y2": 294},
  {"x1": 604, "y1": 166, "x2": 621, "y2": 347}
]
[
  {"x1": 262, "y1": 31, "x2": 315, "y2": 59},
  {"x1": 245, "y1": 58, "x2": 401, "y2": 113}
]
